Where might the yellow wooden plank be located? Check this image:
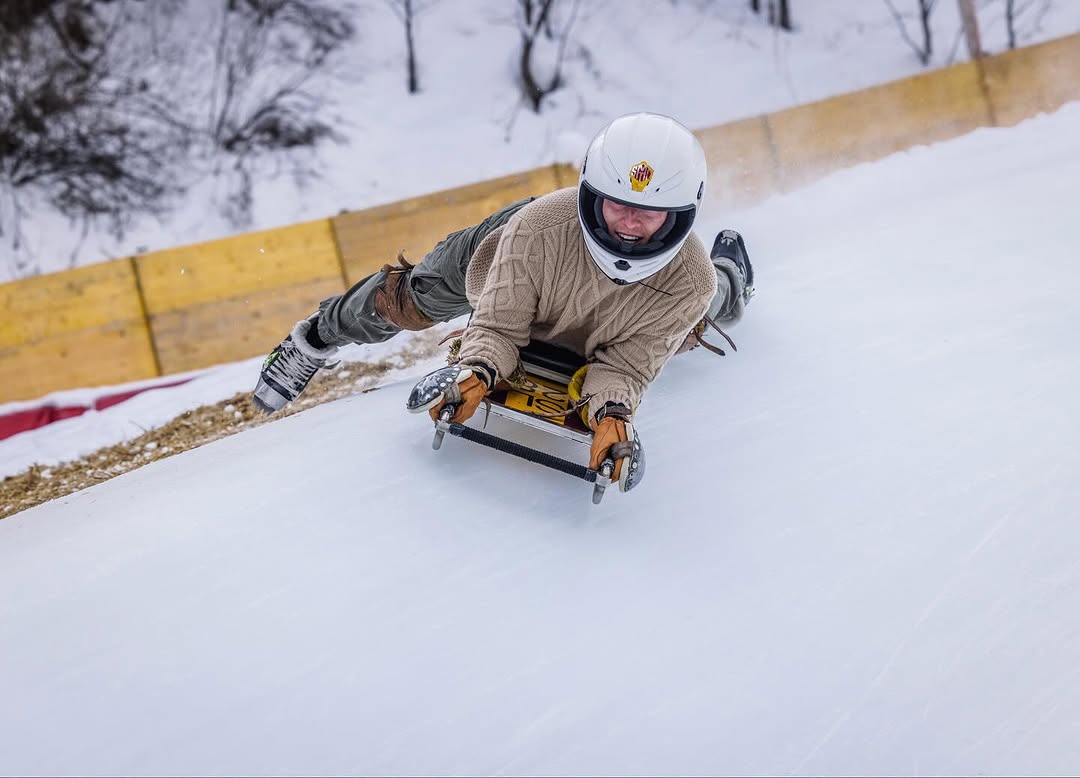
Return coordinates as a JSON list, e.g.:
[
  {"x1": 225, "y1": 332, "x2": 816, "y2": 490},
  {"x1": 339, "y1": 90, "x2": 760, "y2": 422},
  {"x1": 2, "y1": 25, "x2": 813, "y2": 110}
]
[
  {"x1": 136, "y1": 219, "x2": 343, "y2": 314},
  {"x1": 149, "y1": 277, "x2": 344, "y2": 375},
  {"x1": 552, "y1": 163, "x2": 580, "y2": 190},
  {"x1": 984, "y1": 33, "x2": 1080, "y2": 127},
  {"x1": 0, "y1": 258, "x2": 146, "y2": 347},
  {"x1": 696, "y1": 115, "x2": 779, "y2": 209},
  {"x1": 0, "y1": 323, "x2": 159, "y2": 403},
  {"x1": 332, "y1": 167, "x2": 563, "y2": 285},
  {"x1": 0, "y1": 258, "x2": 157, "y2": 401},
  {"x1": 768, "y1": 61, "x2": 993, "y2": 191}
]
